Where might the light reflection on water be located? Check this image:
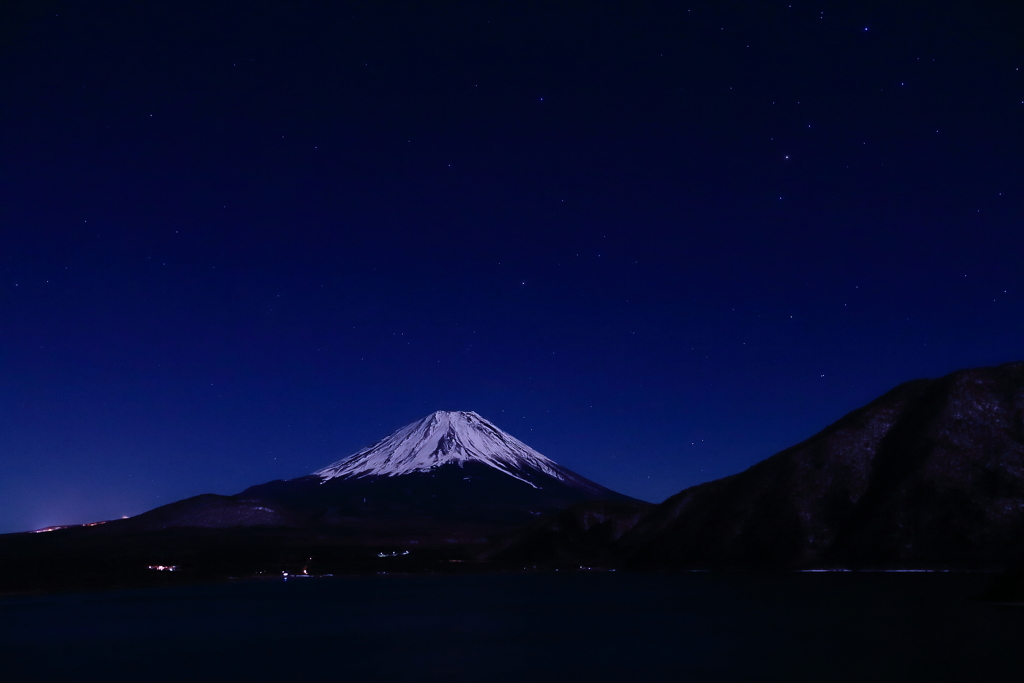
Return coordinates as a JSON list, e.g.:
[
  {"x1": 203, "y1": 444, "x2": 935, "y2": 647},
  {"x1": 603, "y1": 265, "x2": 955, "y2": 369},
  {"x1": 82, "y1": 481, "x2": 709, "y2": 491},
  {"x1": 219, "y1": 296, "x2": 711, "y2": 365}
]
[{"x1": 1, "y1": 573, "x2": 1021, "y2": 682}]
